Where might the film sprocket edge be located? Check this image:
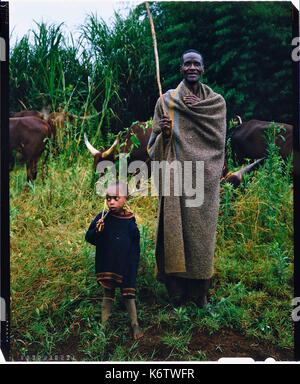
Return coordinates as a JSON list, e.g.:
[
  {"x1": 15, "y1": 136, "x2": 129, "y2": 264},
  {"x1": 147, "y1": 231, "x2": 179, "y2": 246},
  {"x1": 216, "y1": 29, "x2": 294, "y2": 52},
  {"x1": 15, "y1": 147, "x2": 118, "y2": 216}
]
[
  {"x1": 1, "y1": 1, "x2": 300, "y2": 363},
  {"x1": 0, "y1": 0, "x2": 9, "y2": 362}
]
